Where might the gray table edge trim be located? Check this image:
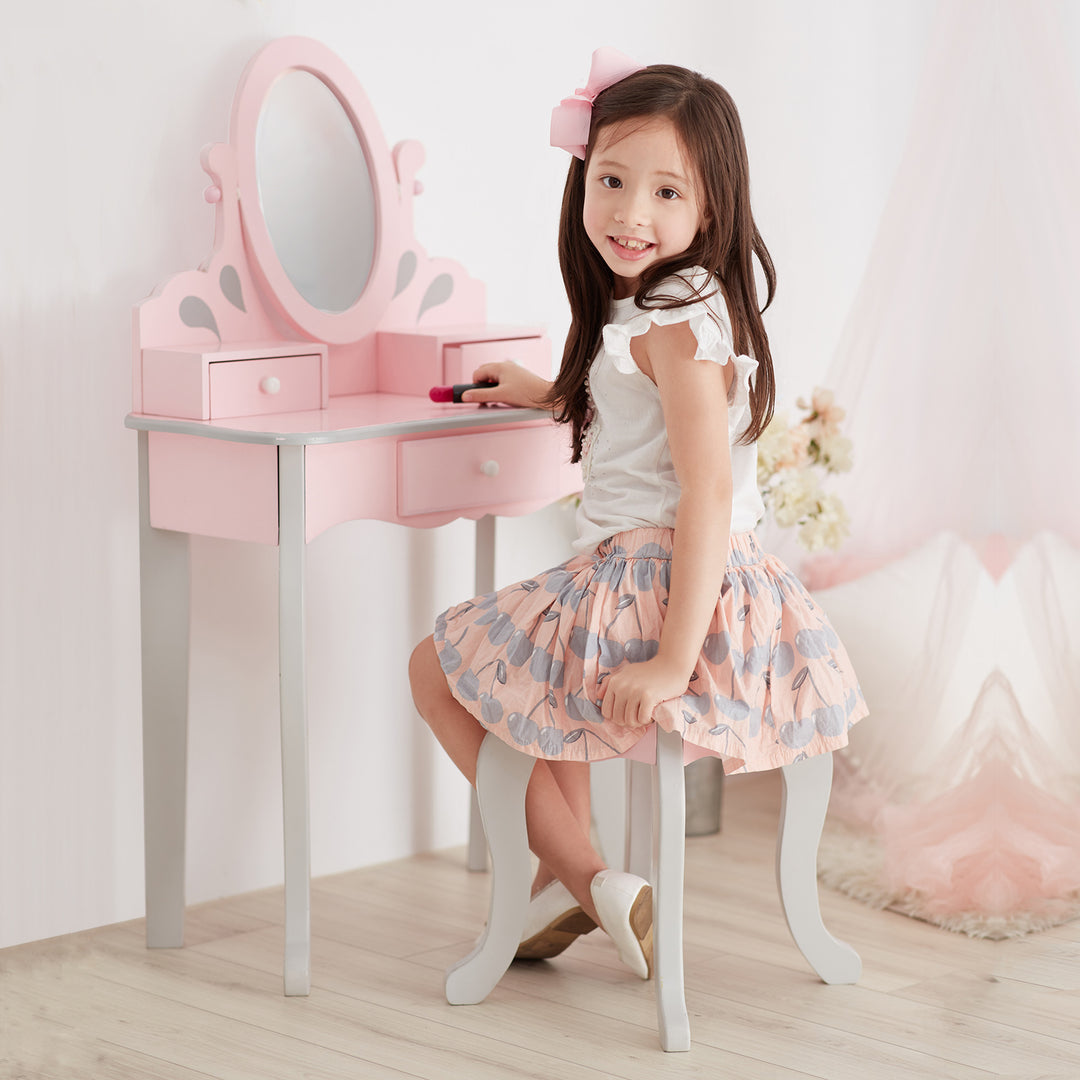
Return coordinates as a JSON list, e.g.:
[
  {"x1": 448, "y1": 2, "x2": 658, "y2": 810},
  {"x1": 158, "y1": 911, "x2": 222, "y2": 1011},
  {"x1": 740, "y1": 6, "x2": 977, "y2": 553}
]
[{"x1": 124, "y1": 406, "x2": 554, "y2": 445}]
